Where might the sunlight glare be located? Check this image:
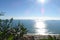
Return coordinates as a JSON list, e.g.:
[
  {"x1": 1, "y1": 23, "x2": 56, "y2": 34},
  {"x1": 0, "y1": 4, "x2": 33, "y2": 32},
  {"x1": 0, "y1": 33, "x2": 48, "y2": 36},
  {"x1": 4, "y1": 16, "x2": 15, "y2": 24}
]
[
  {"x1": 37, "y1": 0, "x2": 45, "y2": 4},
  {"x1": 35, "y1": 19, "x2": 48, "y2": 34}
]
